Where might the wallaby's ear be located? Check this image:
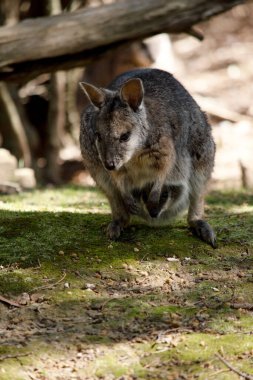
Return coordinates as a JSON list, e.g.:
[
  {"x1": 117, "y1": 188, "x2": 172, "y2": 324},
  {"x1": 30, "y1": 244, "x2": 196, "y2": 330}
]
[
  {"x1": 120, "y1": 78, "x2": 144, "y2": 111},
  {"x1": 79, "y1": 82, "x2": 105, "y2": 109}
]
